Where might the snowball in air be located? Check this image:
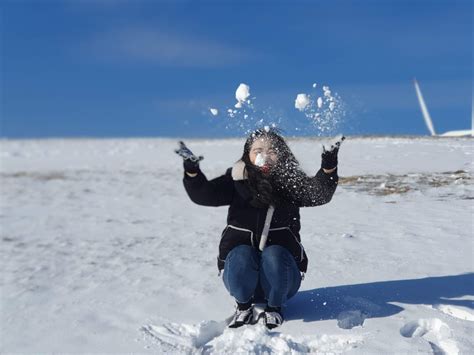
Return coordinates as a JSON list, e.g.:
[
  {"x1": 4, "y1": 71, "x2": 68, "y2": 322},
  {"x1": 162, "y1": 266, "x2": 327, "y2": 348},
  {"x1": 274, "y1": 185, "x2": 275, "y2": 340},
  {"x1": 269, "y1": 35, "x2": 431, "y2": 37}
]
[
  {"x1": 312, "y1": 83, "x2": 317, "y2": 88},
  {"x1": 295, "y1": 93, "x2": 310, "y2": 111},
  {"x1": 235, "y1": 83, "x2": 250, "y2": 104},
  {"x1": 209, "y1": 108, "x2": 219, "y2": 116}
]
